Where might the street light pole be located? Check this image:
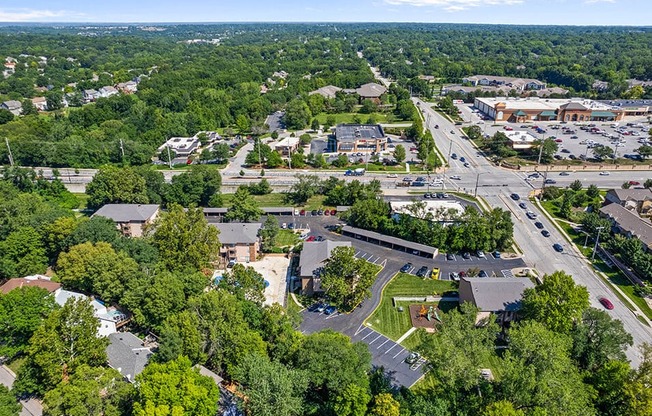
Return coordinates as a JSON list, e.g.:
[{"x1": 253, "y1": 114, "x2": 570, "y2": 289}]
[
  {"x1": 591, "y1": 226, "x2": 605, "y2": 262},
  {"x1": 474, "y1": 172, "x2": 483, "y2": 197}
]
